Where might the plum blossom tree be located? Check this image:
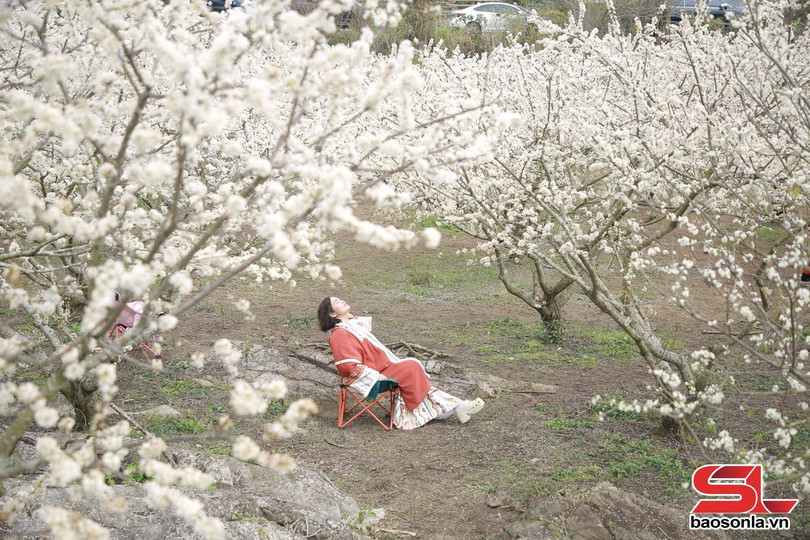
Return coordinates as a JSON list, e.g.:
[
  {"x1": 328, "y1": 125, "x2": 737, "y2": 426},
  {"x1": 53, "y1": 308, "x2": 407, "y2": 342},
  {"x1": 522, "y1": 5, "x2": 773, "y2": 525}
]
[
  {"x1": 0, "y1": 0, "x2": 509, "y2": 536},
  {"x1": 402, "y1": 1, "x2": 810, "y2": 497}
]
